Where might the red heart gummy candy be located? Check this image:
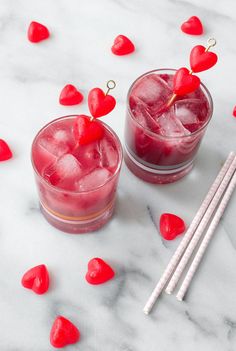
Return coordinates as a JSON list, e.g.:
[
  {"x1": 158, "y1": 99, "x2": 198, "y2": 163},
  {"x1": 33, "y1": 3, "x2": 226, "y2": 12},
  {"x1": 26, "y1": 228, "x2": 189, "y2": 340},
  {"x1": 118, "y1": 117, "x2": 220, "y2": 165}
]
[
  {"x1": 50, "y1": 316, "x2": 80, "y2": 348},
  {"x1": 0, "y1": 139, "x2": 12, "y2": 161},
  {"x1": 111, "y1": 35, "x2": 135, "y2": 55},
  {"x1": 181, "y1": 16, "x2": 203, "y2": 35},
  {"x1": 233, "y1": 106, "x2": 236, "y2": 118},
  {"x1": 190, "y1": 45, "x2": 218, "y2": 73},
  {"x1": 159, "y1": 213, "x2": 186, "y2": 240},
  {"x1": 73, "y1": 115, "x2": 104, "y2": 145},
  {"x1": 27, "y1": 21, "x2": 50, "y2": 43},
  {"x1": 59, "y1": 84, "x2": 84, "y2": 106},
  {"x1": 21, "y1": 264, "x2": 49, "y2": 294},
  {"x1": 173, "y1": 67, "x2": 200, "y2": 95},
  {"x1": 86, "y1": 258, "x2": 115, "y2": 285},
  {"x1": 88, "y1": 88, "x2": 116, "y2": 118}
]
